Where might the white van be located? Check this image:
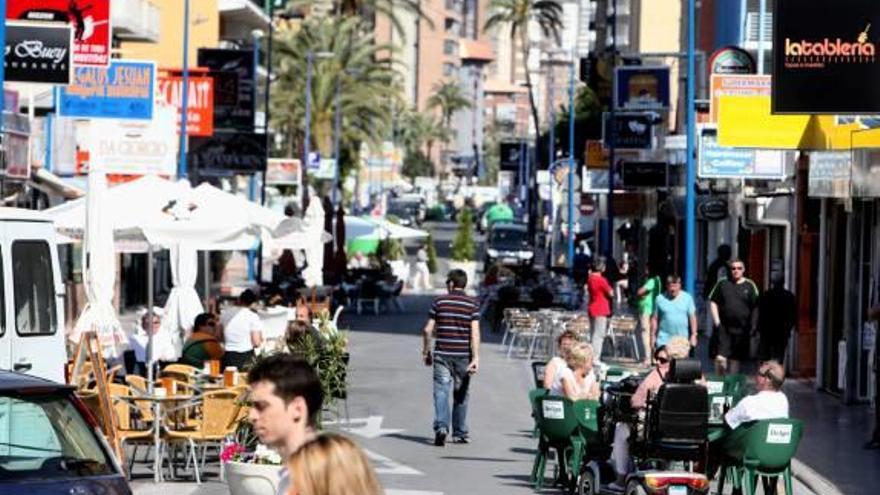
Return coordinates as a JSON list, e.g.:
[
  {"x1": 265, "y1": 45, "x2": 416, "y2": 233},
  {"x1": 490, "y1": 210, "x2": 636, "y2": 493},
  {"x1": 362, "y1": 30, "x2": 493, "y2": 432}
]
[{"x1": 0, "y1": 208, "x2": 66, "y2": 383}]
